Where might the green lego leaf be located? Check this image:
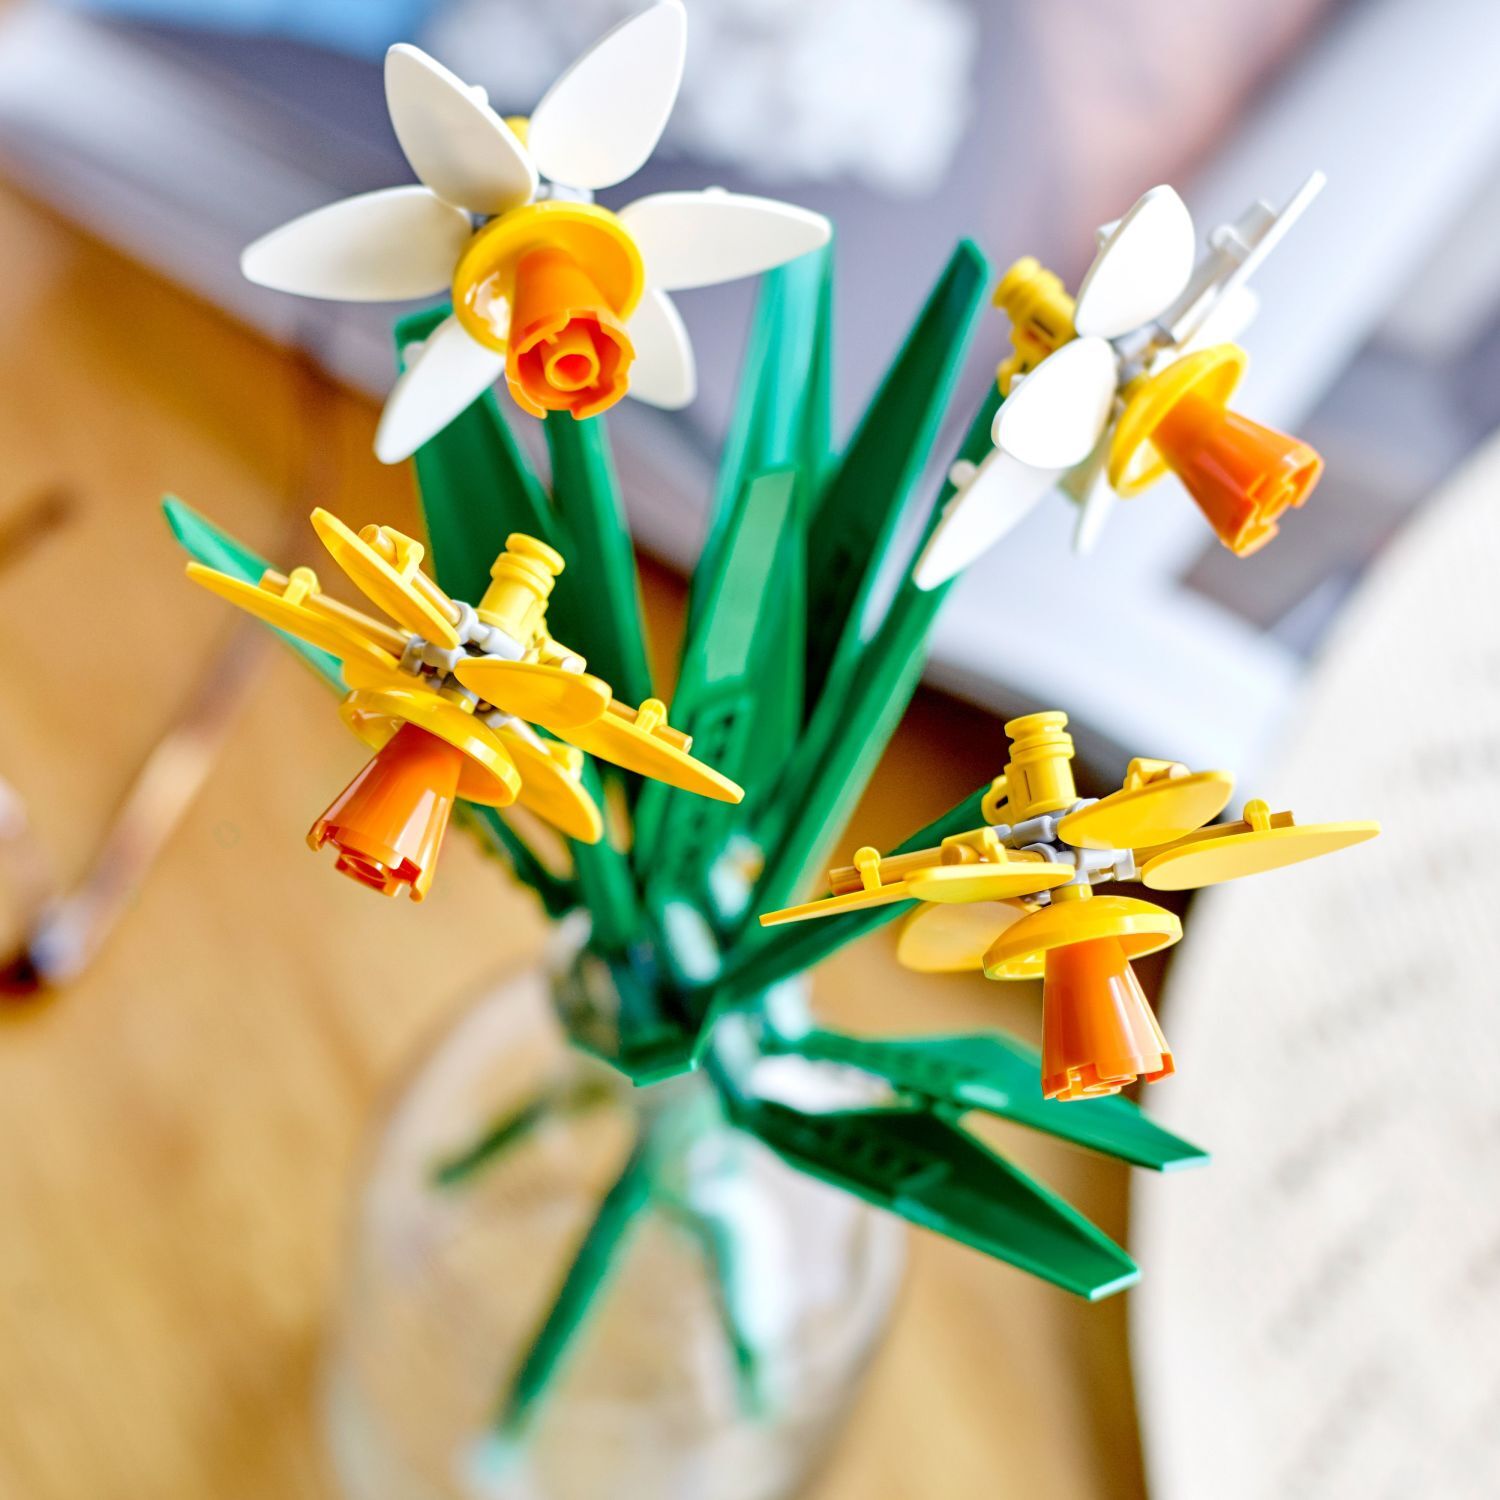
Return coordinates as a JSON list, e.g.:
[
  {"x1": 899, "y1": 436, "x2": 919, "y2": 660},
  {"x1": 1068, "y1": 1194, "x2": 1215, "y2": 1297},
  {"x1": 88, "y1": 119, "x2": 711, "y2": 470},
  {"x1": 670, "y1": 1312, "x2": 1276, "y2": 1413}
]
[
  {"x1": 634, "y1": 469, "x2": 803, "y2": 908},
  {"x1": 801, "y1": 240, "x2": 988, "y2": 714},
  {"x1": 747, "y1": 386, "x2": 1002, "y2": 922},
  {"x1": 542, "y1": 415, "x2": 653, "y2": 710},
  {"x1": 767, "y1": 1029, "x2": 1210, "y2": 1172},
  {"x1": 394, "y1": 307, "x2": 559, "y2": 604},
  {"x1": 161, "y1": 494, "x2": 342, "y2": 689},
  {"x1": 730, "y1": 1098, "x2": 1138, "y2": 1299},
  {"x1": 493, "y1": 1135, "x2": 651, "y2": 1441},
  {"x1": 689, "y1": 246, "x2": 833, "y2": 636}
]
